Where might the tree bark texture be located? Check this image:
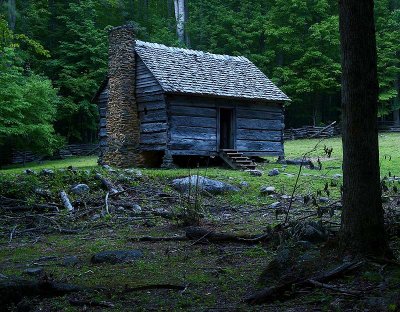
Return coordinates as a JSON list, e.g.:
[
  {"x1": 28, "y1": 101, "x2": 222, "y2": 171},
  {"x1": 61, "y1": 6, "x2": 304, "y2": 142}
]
[
  {"x1": 174, "y1": 0, "x2": 186, "y2": 44},
  {"x1": 339, "y1": 0, "x2": 387, "y2": 255},
  {"x1": 7, "y1": 0, "x2": 16, "y2": 30}
]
